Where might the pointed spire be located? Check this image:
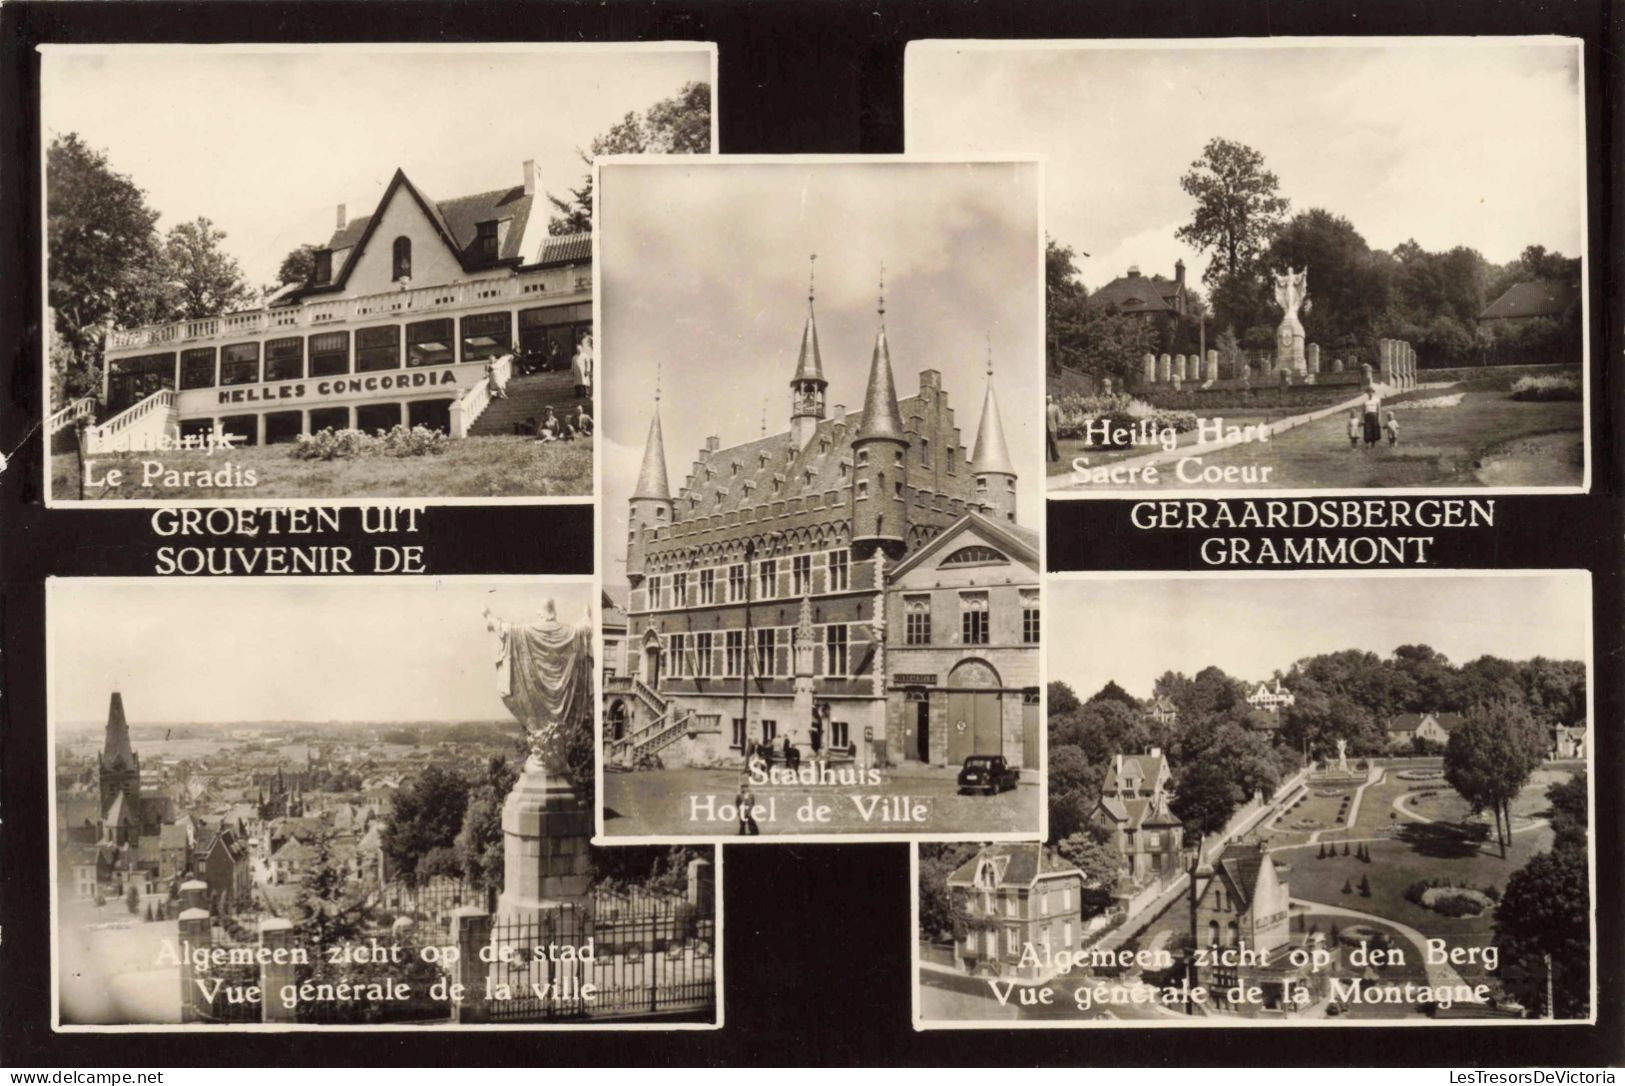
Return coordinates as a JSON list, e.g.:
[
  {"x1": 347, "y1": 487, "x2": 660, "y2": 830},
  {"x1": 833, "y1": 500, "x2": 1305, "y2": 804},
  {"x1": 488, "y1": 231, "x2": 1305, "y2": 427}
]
[
  {"x1": 971, "y1": 339, "x2": 1016, "y2": 476},
  {"x1": 856, "y1": 266, "x2": 906, "y2": 442},
  {"x1": 792, "y1": 254, "x2": 825, "y2": 386},
  {"x1": 632, "y1": 386, "x2": 671, "y2": 501},
  {"x1": 103, "y1": 691, "x2": 134, "y2": 766}
]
